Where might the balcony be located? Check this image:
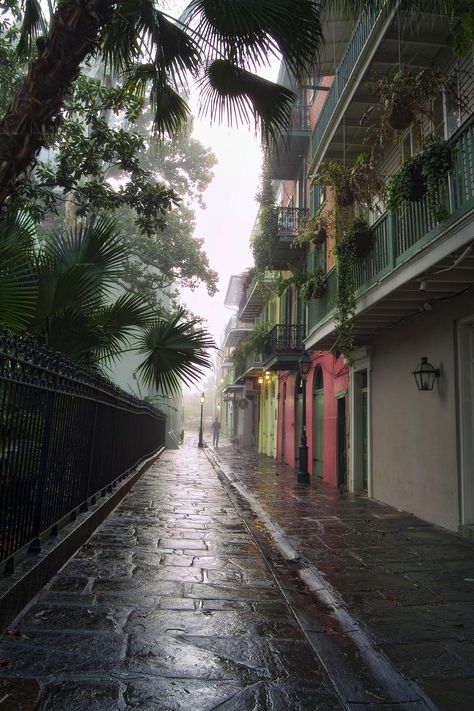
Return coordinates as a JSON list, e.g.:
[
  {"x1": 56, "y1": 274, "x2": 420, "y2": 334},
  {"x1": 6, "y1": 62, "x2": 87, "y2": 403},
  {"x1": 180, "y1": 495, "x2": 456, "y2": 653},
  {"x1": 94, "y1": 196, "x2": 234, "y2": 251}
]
[
  {"x1": 306, "y1": 115, "x2": 474, "y2": 350},
  {"x1": 269, "y1": 104, "x2": 311, "y2": 180},
  {"x1": 309, "y1": 3, "x2": 452, "y2": 168},
  {"x1": 234, "y1": 351, "x2": 263, "y2": 383},
  {"x1": 262, "y1": 324, "x2": 305, "y2": 371},
  {"x1": 223, "y1": 315, "x2": 253, "y2": 348},
  {"x1": 239, "y1": 270, "x2": 280, "y2": 321},
  {"x1": 270, "y1": 207, "x2": 309, "y2": 269}
]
